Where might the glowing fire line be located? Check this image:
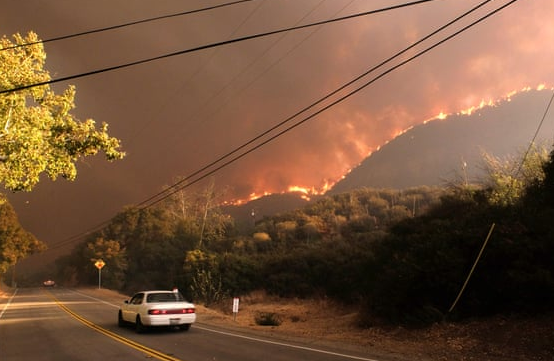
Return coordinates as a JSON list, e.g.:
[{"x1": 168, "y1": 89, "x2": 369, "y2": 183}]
[{"x1": 226, "y1": 84, "x2": 551, "y2": 206}]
